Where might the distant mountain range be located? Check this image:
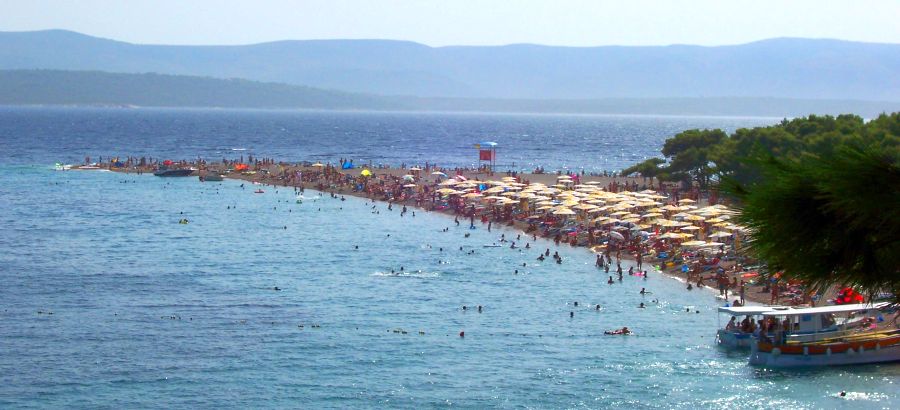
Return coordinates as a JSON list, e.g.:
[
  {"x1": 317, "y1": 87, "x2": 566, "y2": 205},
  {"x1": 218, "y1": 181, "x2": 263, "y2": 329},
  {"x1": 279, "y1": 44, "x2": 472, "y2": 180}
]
[
  {"x1": 1, "y1": 30, "x2": 899, "y2": 101},
  {"x1": 3, "y1": 69, "x2": 898, "y2": 117}
]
